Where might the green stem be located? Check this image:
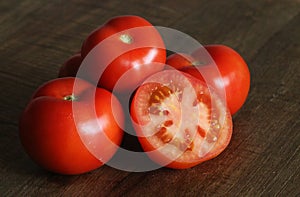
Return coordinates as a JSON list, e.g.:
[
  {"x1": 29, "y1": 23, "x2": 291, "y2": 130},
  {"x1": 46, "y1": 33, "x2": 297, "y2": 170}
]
[{"x1": 63, "y1": 94, "x2": 77, "y2": 101}]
